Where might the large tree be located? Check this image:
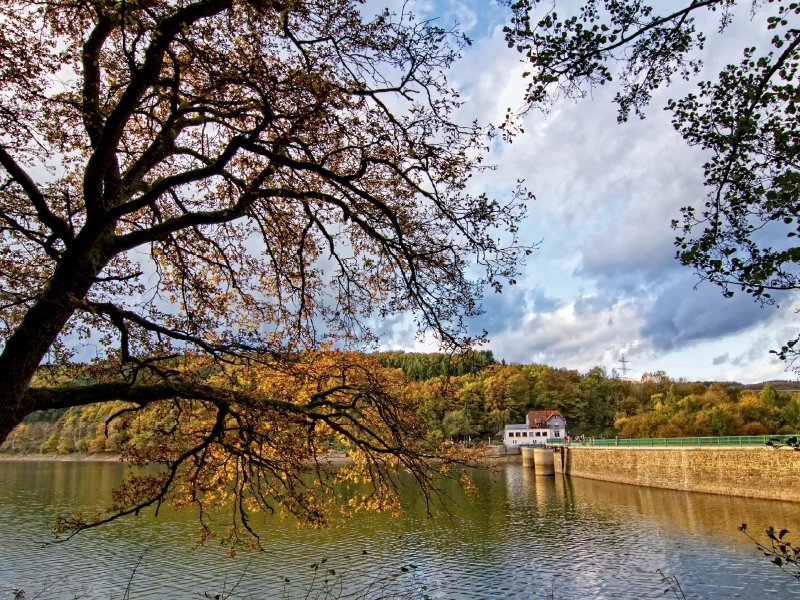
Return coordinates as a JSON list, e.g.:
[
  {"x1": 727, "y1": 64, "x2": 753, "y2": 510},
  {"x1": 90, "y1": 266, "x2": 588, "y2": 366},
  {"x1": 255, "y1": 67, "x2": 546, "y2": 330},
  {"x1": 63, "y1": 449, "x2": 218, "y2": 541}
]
[
  {"x1": 503, "y1": 0, "x2": 800, "y2": 362},
  {"x1": 0, "y1": 0, "x2": 526, "y2": 544}
]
